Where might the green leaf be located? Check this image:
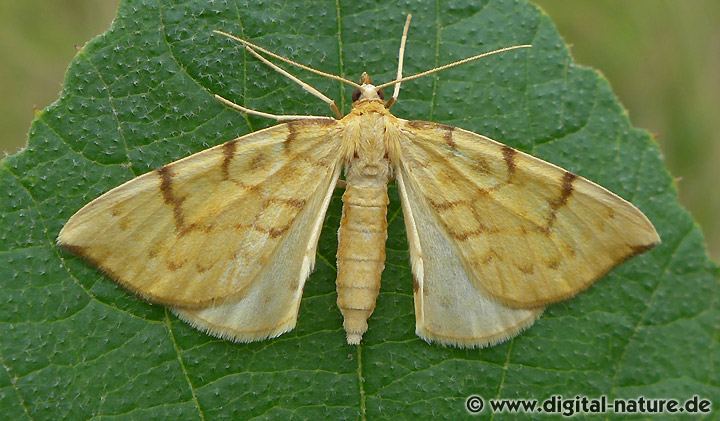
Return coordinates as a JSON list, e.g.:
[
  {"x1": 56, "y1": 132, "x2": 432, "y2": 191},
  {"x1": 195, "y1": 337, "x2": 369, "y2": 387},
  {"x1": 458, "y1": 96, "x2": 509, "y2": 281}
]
[{"x1": 1, "y1": 0, "x2": 717, "y2": 419}]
